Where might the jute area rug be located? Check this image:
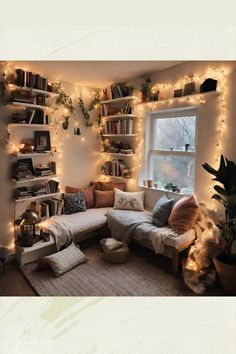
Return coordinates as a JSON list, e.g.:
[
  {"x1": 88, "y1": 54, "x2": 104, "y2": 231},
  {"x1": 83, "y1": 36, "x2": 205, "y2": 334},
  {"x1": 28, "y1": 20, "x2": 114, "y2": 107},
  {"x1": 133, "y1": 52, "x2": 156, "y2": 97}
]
[{"x1": 21, "y1": 246, "x2": 192, "y2": 296}]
